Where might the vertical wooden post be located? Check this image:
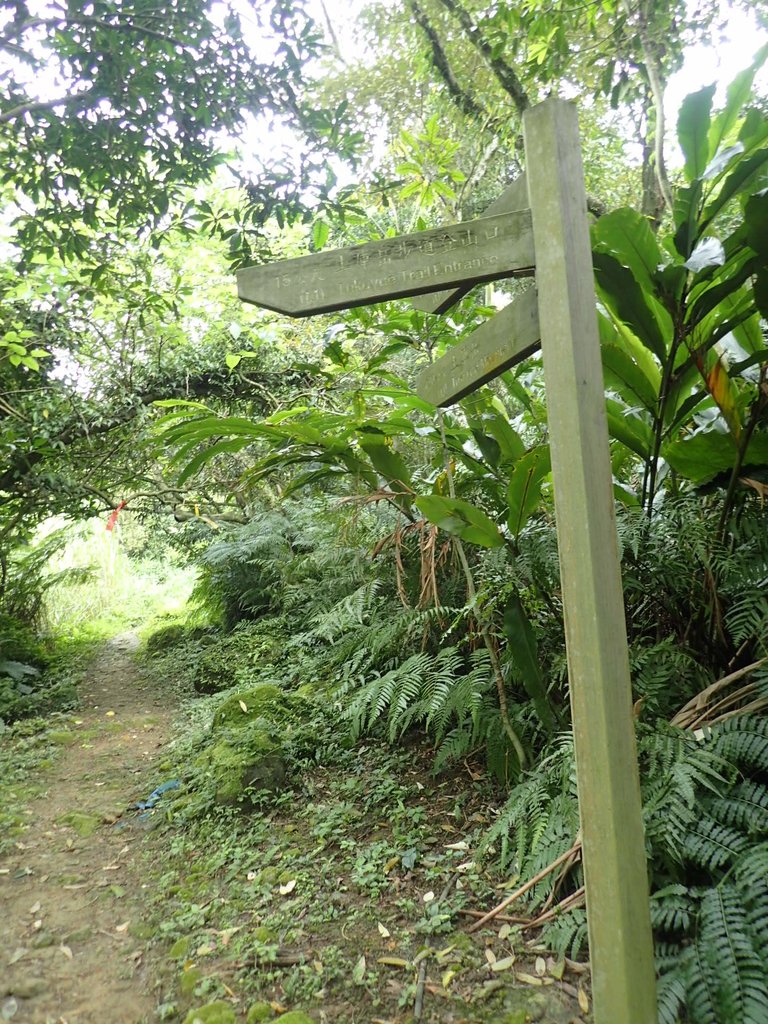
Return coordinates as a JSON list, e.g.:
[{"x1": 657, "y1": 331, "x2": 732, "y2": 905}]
[{"x1": 523, "y1": 99, "x2": 657, "y2": 1023}]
